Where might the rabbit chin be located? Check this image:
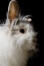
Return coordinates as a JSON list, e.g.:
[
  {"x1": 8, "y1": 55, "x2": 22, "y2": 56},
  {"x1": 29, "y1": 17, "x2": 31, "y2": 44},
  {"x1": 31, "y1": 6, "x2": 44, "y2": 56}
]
[{"x1": 0, "y1": 24, "x2": 36, "y2": 66}]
